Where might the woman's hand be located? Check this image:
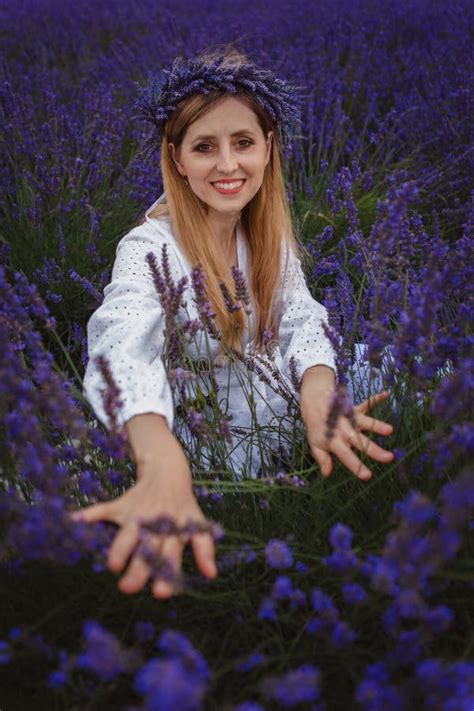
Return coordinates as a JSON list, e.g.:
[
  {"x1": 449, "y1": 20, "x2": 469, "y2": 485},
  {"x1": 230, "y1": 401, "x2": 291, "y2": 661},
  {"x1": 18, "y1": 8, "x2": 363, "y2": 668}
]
[
  {"x1": 301, "y1": 384, "x2": 395, "y2": 481},
  {"x1": 70, "y1": 441, "x2": 217, "y2": 599}
]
